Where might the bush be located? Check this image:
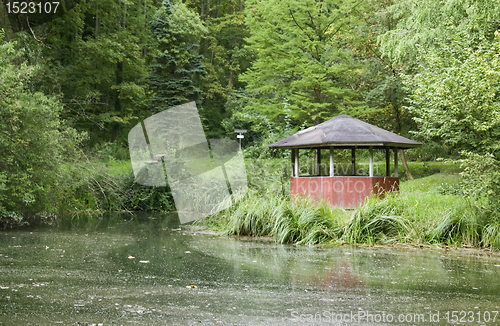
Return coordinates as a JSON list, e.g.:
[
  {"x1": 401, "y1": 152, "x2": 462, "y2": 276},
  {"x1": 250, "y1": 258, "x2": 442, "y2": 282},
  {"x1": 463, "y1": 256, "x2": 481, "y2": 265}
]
[
  {"x1": 122, "y1": 173, "x2": 175, "y2": 212},
  {"x1": 0, "y1": 40, "x2": 84, "y2": 226},
  {"x1": 460, "y1": 152, "x2": 500, "y2": 220}
]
